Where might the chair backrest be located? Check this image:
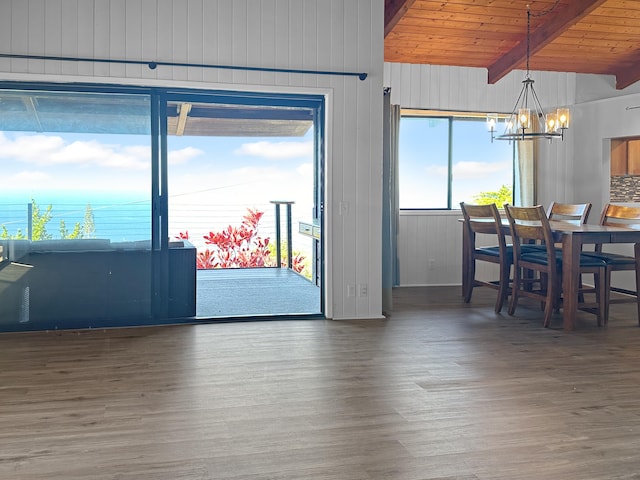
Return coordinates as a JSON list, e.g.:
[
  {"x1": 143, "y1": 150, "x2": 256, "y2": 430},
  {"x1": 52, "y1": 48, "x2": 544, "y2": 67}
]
[
  {"x1": 599, "y1": 203, "x2": 640, "y2": 229},
  {"x1": 460, "y1": 202, "x2": 508, "y2": 250},
  {"x1": 504, "y1": 204, "x2": 556, "y2": 259},
  {"x1": 547, "y1": 201, "x2": 592, "y2": 225}
]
